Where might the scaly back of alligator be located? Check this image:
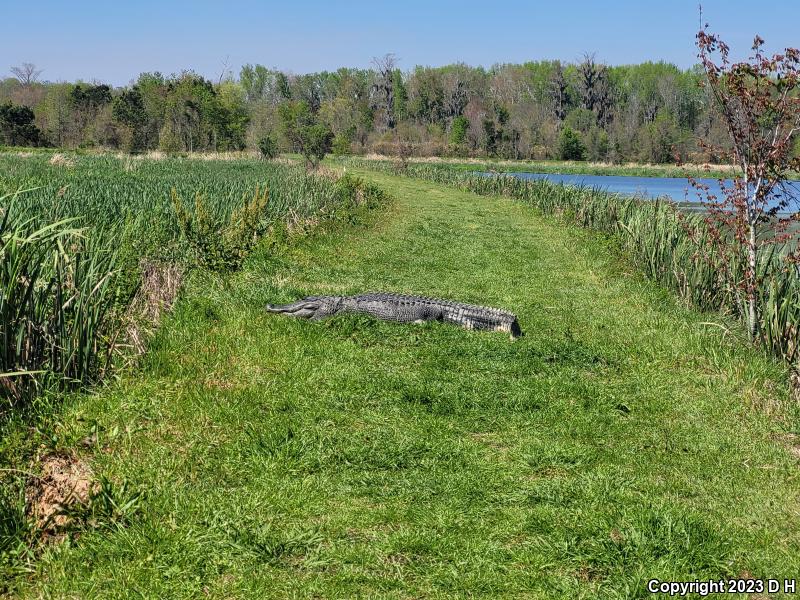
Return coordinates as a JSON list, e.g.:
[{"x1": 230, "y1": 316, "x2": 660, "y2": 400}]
[{"x1": 266, "y1": 292, "x2": 522, "y2": 339}]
